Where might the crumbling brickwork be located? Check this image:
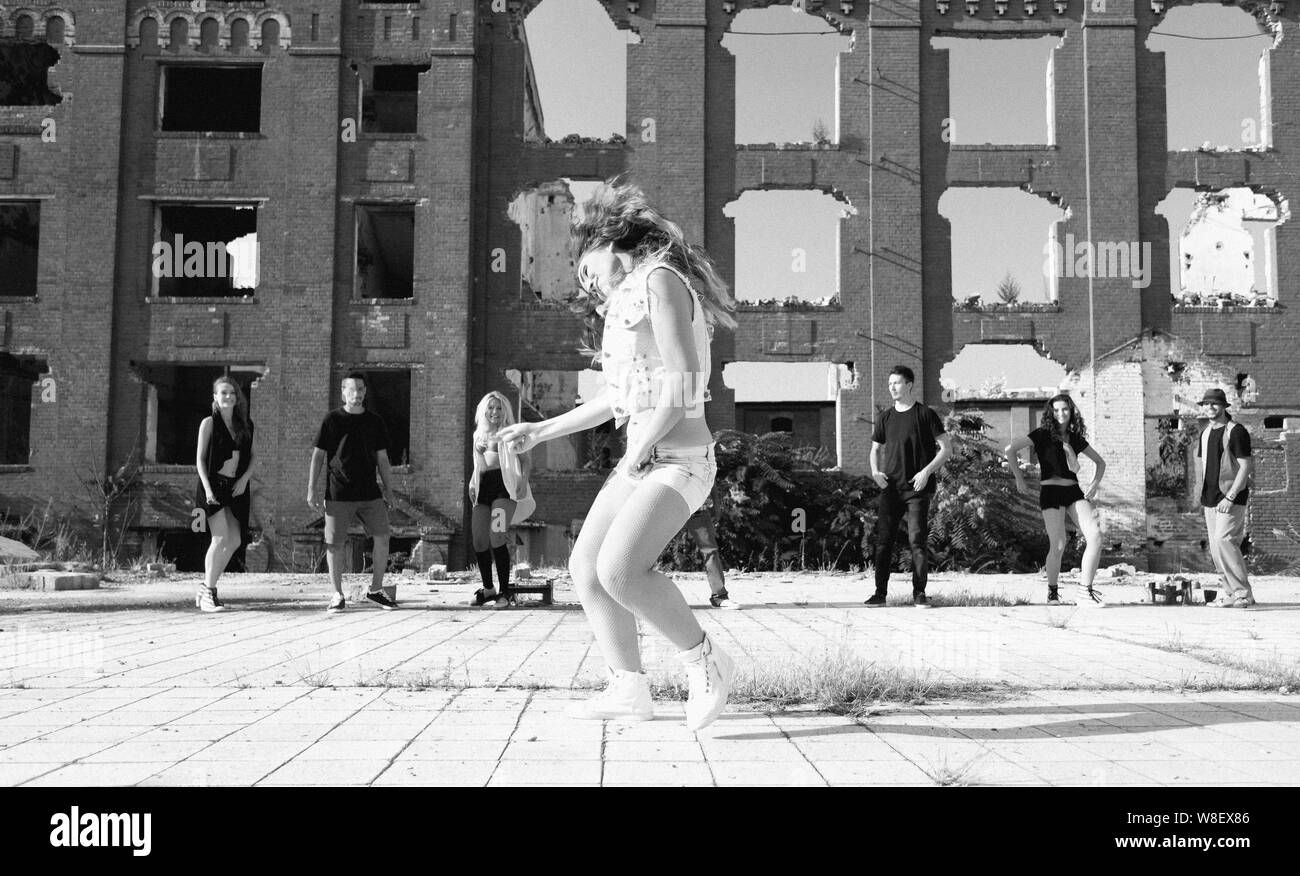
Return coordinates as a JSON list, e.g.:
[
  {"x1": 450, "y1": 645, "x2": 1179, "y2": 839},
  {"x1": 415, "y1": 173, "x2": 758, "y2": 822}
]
[{"x1": 1, "y1": 0, "x2": 1297, "y2": 570}]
